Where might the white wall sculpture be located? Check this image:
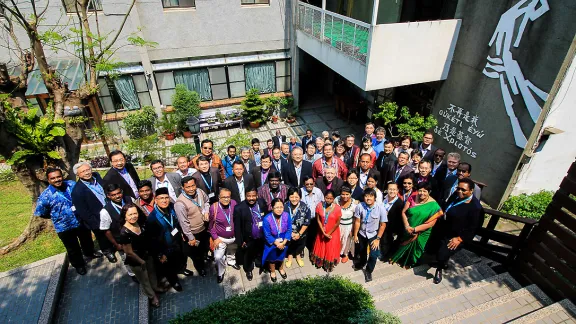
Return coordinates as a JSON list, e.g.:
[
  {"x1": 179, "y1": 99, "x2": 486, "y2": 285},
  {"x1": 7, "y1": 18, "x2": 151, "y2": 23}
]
[{"x1": 482, "y1": 0, "x2": 550, "y2": 148}]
